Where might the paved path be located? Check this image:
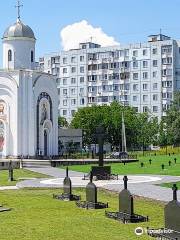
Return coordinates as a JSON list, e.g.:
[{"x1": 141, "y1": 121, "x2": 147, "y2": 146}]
[{"x1": 16, "y1": 167, "x2": 180, "y2": 202}]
